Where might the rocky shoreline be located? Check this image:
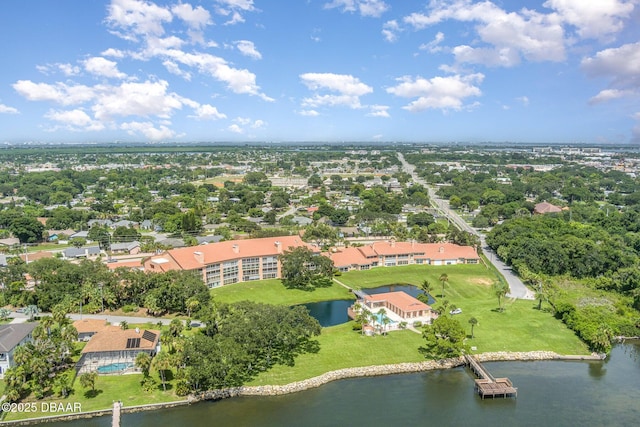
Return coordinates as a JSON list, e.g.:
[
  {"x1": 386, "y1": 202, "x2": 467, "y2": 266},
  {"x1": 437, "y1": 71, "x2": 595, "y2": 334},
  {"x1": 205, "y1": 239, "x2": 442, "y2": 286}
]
[
  {"x1": 3, "y1": 351, "x2": 602, "y2": 426},
  {"x1": 190, "y1": 350, "x2": 602, "y2": 401}
]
